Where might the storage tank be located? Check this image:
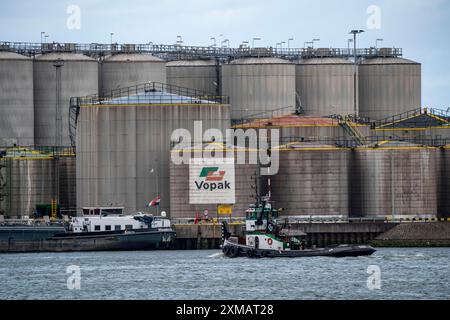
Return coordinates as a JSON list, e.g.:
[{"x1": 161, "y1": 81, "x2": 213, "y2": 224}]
[
  {"x1": 101, "y1": 54, "x2": 166, "y2": 96},
  {"x1": 166, "y1": 59, "x2": 219, "y2": 94},
  {"x1": 271, "y1": 143, "x2": 350, "y2": 218},
  {"x1": 349, "y1": 142, "x2": 437, "y2": 219},
  {"x1": 221, "y1": 57, "x2": 296, "y2": 121},
  {"x1": 358, "y1": 56, "x2": 421, "y2": 121},
  {"x1": 33, "y1": 53, "x2": 99, "y2": 147},
  {"x1": 169, "y1": 146, "x2": 261, "y2": 220},
  {"x1": 0, "y1": 52, "x2": 34, "y2": 146},
  {"x1": 0, "y1": 150, "x2": 56, "y2": 218},
  {"x1": 76, "y1": 89, "x2": 231, "y2": 214},
  {"x1": 296, "y1": 57, "x2": 355, "y2": 117}
]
